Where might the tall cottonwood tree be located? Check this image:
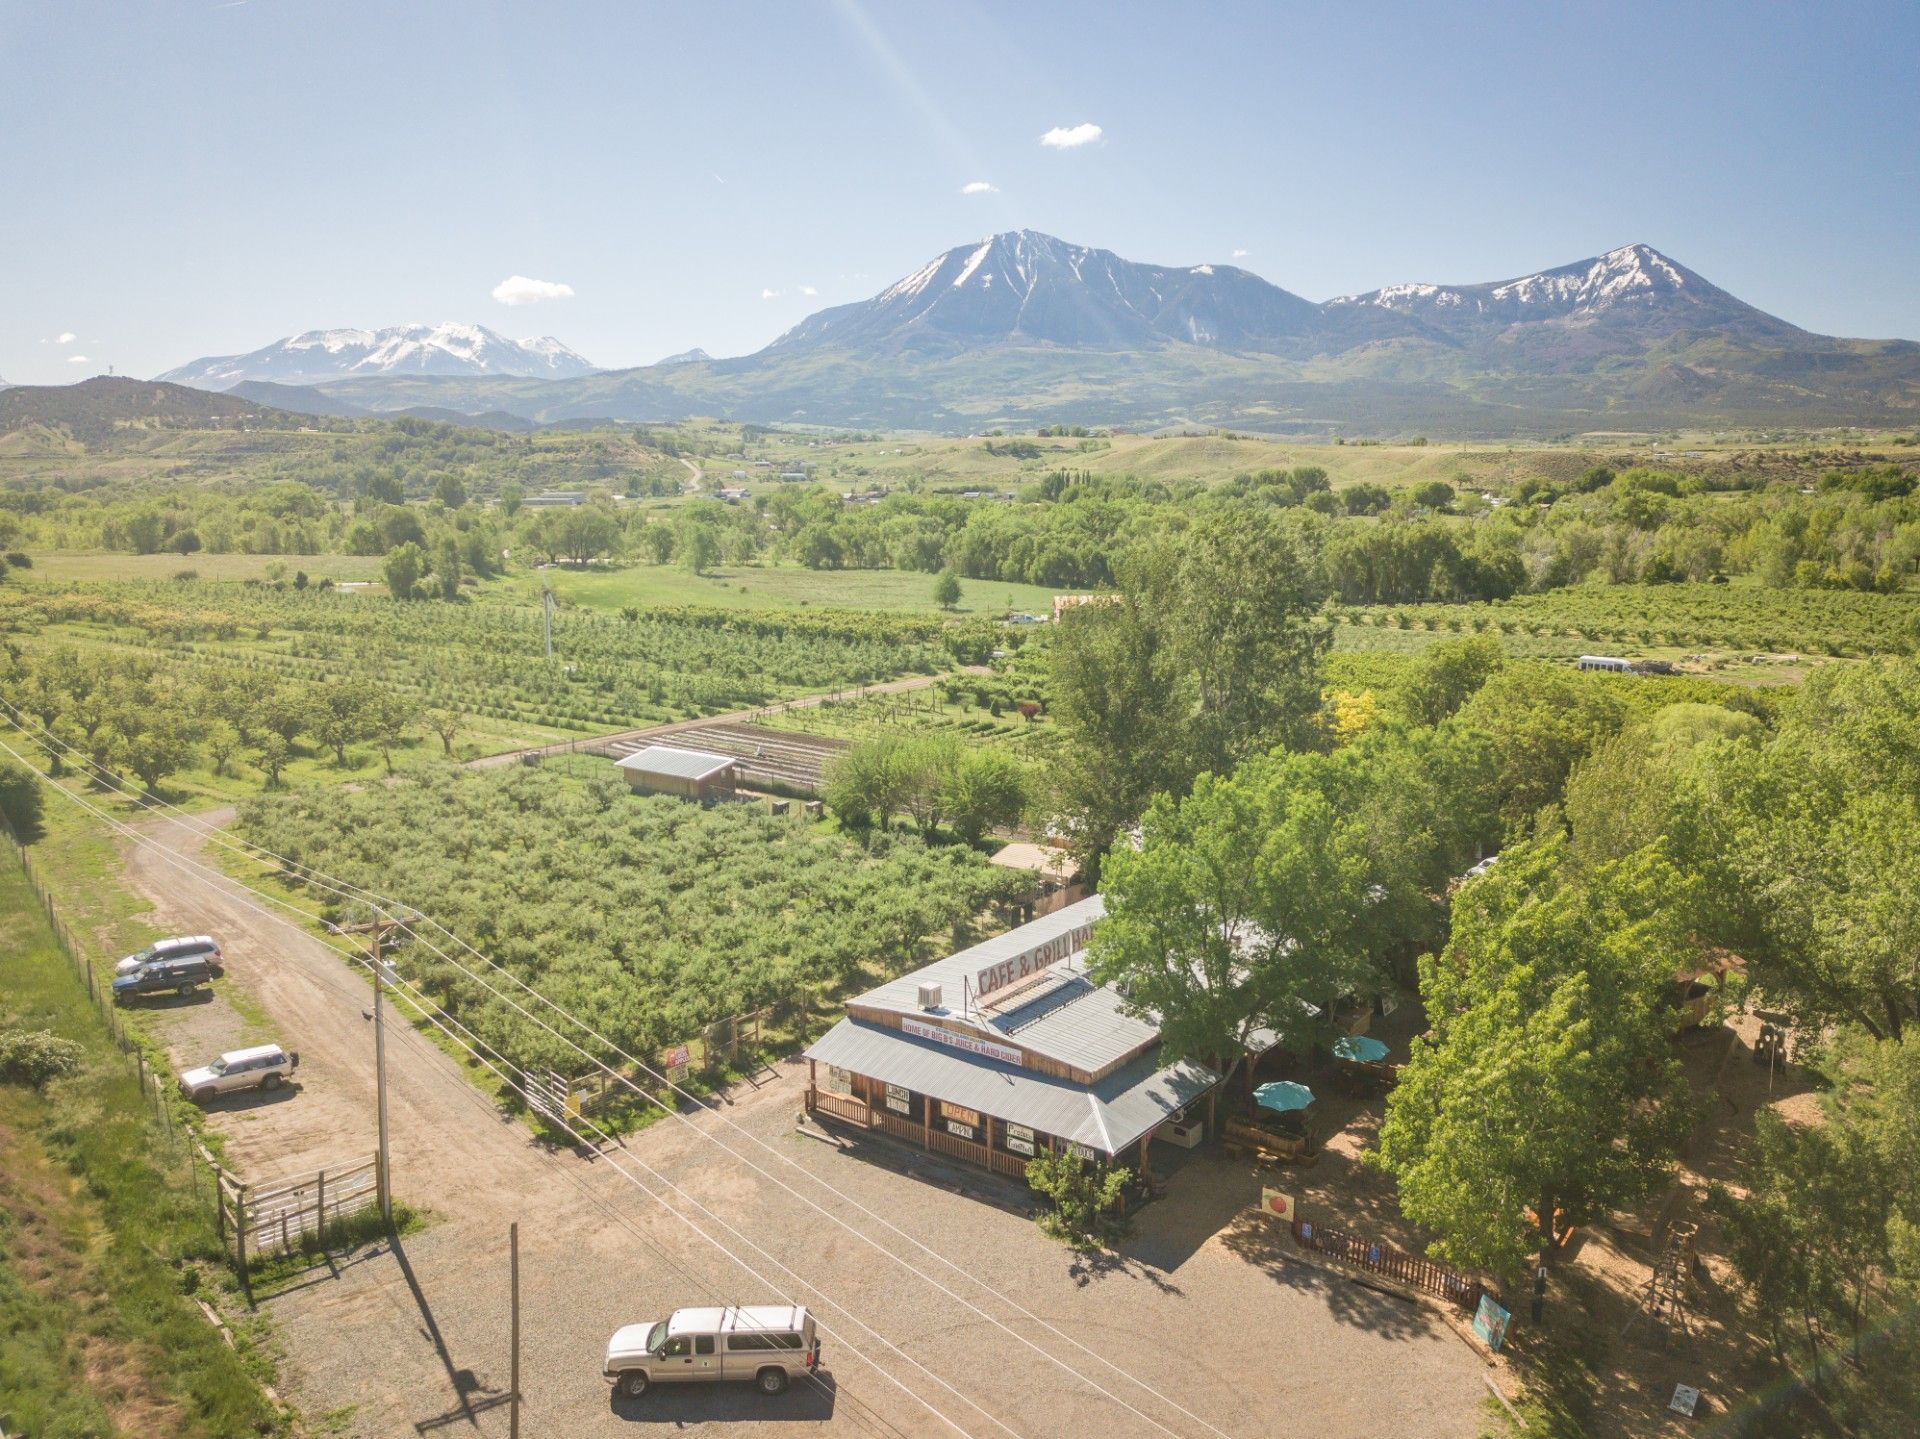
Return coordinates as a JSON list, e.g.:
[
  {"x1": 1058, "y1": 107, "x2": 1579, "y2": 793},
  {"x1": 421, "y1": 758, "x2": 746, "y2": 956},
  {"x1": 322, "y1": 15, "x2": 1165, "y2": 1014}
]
[
  {"x1": 1048, "y1": 507, "x2": 1331, "y2": 874},
  {"x1": 1374, "y1": 836, "x2": 1695, "y2": 1277},
  {"x1": 1682, "y1": 660, "x2": 1920, "y2": 1040},
  {"x1": 1089, "y1": 750, "x2": 1373, "y2": 1072}
]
